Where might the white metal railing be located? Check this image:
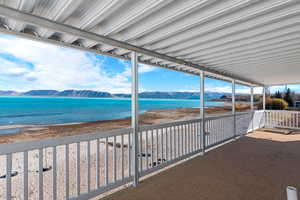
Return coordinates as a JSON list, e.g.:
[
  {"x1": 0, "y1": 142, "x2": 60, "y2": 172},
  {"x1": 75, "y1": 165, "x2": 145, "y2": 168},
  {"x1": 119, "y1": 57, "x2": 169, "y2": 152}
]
[
  {"x1": 264, "y1": 110, "x2": 300, "y2": 129},
  {"x1": 0, "y1": 112, "x2": 253, "y2": 200}
]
